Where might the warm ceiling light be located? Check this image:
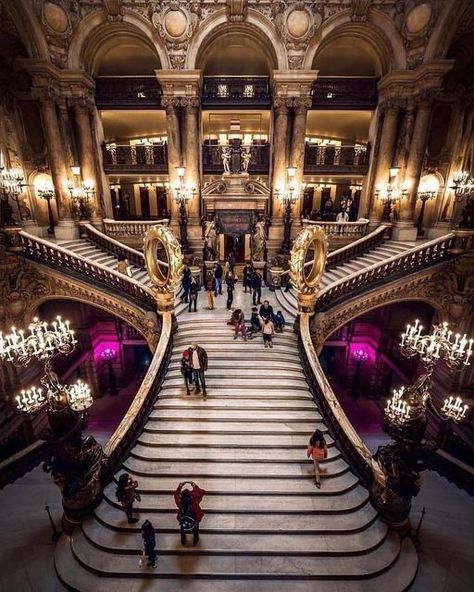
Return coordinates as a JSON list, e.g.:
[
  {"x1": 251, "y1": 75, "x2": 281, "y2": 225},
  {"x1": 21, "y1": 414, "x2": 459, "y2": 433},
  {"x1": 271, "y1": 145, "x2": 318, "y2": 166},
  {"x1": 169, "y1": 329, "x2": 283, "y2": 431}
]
[{"x1": 71, "y1": 166, "x2": 81, "y2": 176}]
